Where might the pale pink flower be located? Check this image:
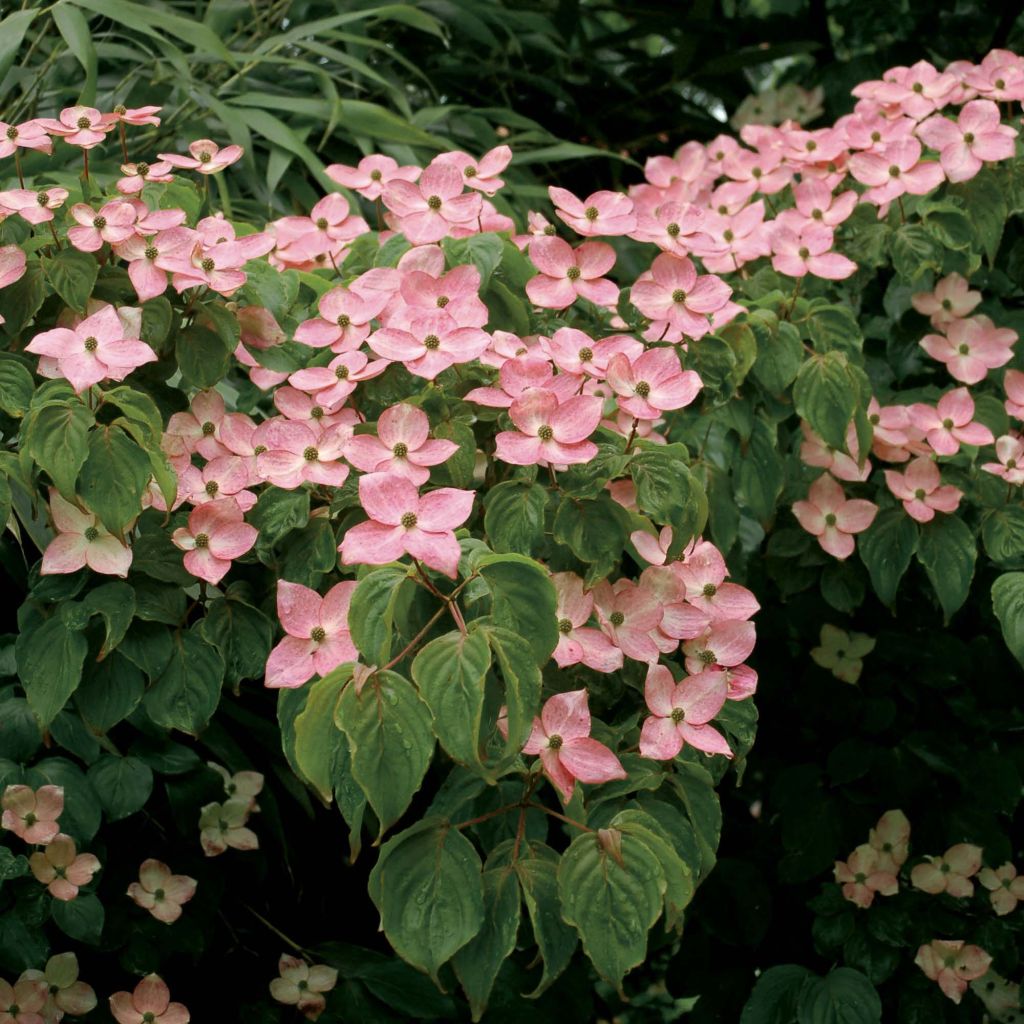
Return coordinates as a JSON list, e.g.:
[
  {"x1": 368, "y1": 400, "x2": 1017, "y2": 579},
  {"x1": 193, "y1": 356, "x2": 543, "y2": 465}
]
[
  {"x1": 106, "y1": 104, "x2": 162, "y2": 126},
  {"x1": 920, "y1": 314, "x2": 1016, "y2": 384},
  {"x1": 0, "y1": 247, "x2": 26, "y2": 299},
  {"x1": 630, "y1": 254, "x2": 732, "y2": 341},
  {"x1": 339, "y1": 472, "x2": 474, "y2": 579},
  {"x1": 884, "y1": 457, "x2": 962, "y2": 523},
  {"x1": 630, "y1": 200, "x2": 720, "y2": 257},
  {"x1": 522, "y1": 689, "x2": 627, "y2": 801},
  {"x1": 67, "y1": 200, "x2": 137, "y2": 252},
  {"x1": 177, "y1": 456, "x2": 256, "y2": 512},
  {"x1": 917, "y1": 100, "x2": 1017, "y2": 182},
  {"x1": 117, "y1": 159, "x2": 175, "y2": 194},
  {"x1": 1006, "y1": 368, "x2": 1024, "y2": 419},
  {"x1": 770, "y1": 222, "x2": 857, "y2": 280},
  {"x1": 271, "y1": 194, "x2": 367, "y2": 263},
  {"x1": 848, "y1": 138, "x2": 945, "y2": 207},
  {"x1": 543, "y1": 328, "x2": 641, "y2": 380},
  {"x1": 911, "y1": 843, "x2": 983, "y2": 897},
  {"x1": 165, "y1": 390, "x2": 230, "y2": 461},
  {"x1": 834, "y1": 844, "x2": 899, "y2": 909},
  {"x1": 721, "y1": 147, "x2": 791, "y2": 198},
  {"x1": 272, "y1": 388, "x2": 359, "y2": 434},
  {"x1": 382, "y1": 162, "x2": 481, "y2": 243},
  {"x1": 23, "y1": 952, "x2": 97, "y2": 1019},
  {"x1": 344, "y1": 403, "x2": 457, "y2": 484},
  {"x1": 1, "y1": 785, "x2": 63, "y2": 844},
  {"x1": 790, "y1": 179, "x2": 858, "y2": 227},
  {"x1": 551, "y1": 572, "x2": 623, "y2": 673},
  {"x1": 525, "y1": 236, "x2": 618, "y2": 309},
  {"x1": 702, "y1": 199, "x2": 772, "y2": 274},
  {"x1": 963, "y1": 49, "x2": 1024, "y2": 102},
  {"x1": 867, "y1": 399, "x2": 921, "y2": 463},
  {"x1": 287, "y1": 351, "x2": 388, "y2": 409},
  {"x1": 910, "y1": 388, "x2": 994, "y2": 455},
  {"x1": 255, "y1": 421, "x2": 351, "y2": 489},
  {"x1": 800, "y1": 421, "x2": 871, "y2": 482},
  {"x1": 326, "y1": 154, "x2": 419, "y2": 200},
  {"x1": 265, "y1": 581, "x2": 358, "y2": 689},
  {"x1": 911, "y1": 272, "x2": 982, "y2": 328},
  {"x1": 168, "y1": 238, "x2": 264, "y2": 296},
  {"x1": 914, "y1": 940, "x2": 991, "y2": 1004},
  {"x1": 199, "y1": 799, "x2": 258, "y2": 857},
  {"x1": 208, "y1": 764, "x2": 264, "y2": 808},
  {"x1": 630, "y1": 526, "x2": 698, "y2": 567},
  {"x1": 270, "y1": 955, "x2": 337, "y2": 1021},
  {"x1": 159, "y1": 138, "x2": 242, "y2": 173},
  {"x1": 605, "y1": 348, "x2": 702, "y2": 419},
  {"x1": 0, "y1": 187, "x2": 68, "y2": 224},
  {"x1": 679, "y1": 620, "x2": 756, "y2": 673},
  {"x1": 978, "y1": 862, "x2": 1024, "y2": 916},
  {"x1": 792, "y1": 475, "x2": 877, "y2": 559},
  {"x1": 25, "y1": 304, "x2": 156, "y2": 393},
  {"x1": 434, "y1": 145, "x2": 512, "y2": 194},
  {"x1": 548, "y1": 187, "x2": 637, "y2": 236},
  {"x1": 869, "y1": 809, "x2": 911, "y2": 874},
  {"x1": 852, "y1": 61, "x2": 957, "y2": 119},
  {"x1": 115, "y1": 225, "x2": 197, "y2": 302},
  {"x1": 29, "y1": 833, "x2": 100, "y2": 901},
  {"x1": 110, "y1": 975, "x2": 189, "y2": 1024},
  {"x1": 398, "y1": 264, "x2": 489, "y2": 327},
  {"x1": 639, "y1": 664, "x2": 731, "y2": 760},
  {"x1": 293, "y1": 283, "x2": 388, "y2": 351},
  {"x1": 171, "y1": 497, "x2": 257, "y2": 585},
  {"x1": 0, "y1": 119, "x2": 53, "y2": 158},
  {"x1": 36, "y1": 106, "x2": 113, "y2": 148},
  {"x1": 981, "y1": 434, "x2": 1024, "y2": 485},
  {"x1": 465, "y1": 354, "x2": 577, "y2": 408},
  {"x1": 673, "y1": 544, "x2": 760, "y2": 622},
  {"x1": 494, "y1": 389, "x2": 602, "y2": 468},
  {"x1": 592, "y1": 578, "x2": 664, "y2": 663},
  {"x1": 0, "y1": 976, "x2": 47, "y2": 1024},
  {"x1": 369, "y1": 311, "x2": 489, "y2": 380},
  {"x1": 127, "y1": 859, "x2": 197, "y2": 924},
  {"x1": 41, "y1": 490, "x2": 132, "y2": 578}
]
